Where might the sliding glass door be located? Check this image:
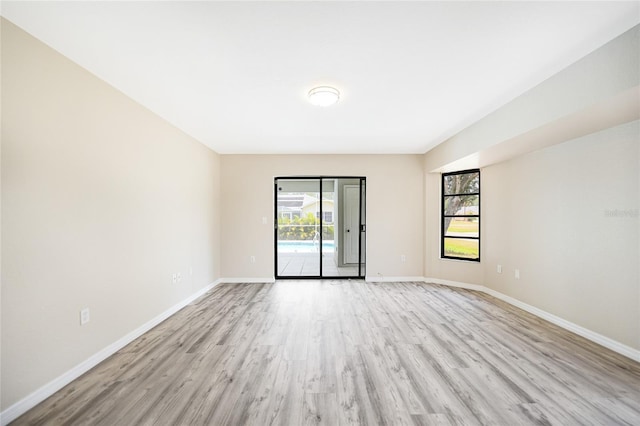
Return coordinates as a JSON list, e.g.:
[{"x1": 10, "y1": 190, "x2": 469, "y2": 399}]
[{"x1": 275, "y1": 177, "x2": 366, "y2": 279}]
